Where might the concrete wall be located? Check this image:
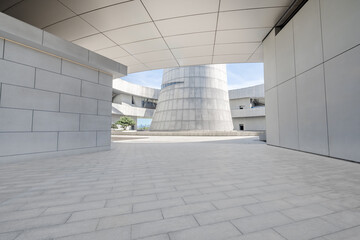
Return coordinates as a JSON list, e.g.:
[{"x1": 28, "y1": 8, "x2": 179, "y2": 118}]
[
  {"x1": 263, "y1": 0, "x2": 360, "y2": 162},
  {"x1": 233, "y1": 117, "x2": 266, "y2": 131},
  {"x1": 0, "y1": 13, "x2": 126, "y2": 160},
  {"x1": 151, "y1": 65, "x2": 233, "y2": 131},
  {"x1": 113, "y1": 78, "x2": 160, "y2": 100}
]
